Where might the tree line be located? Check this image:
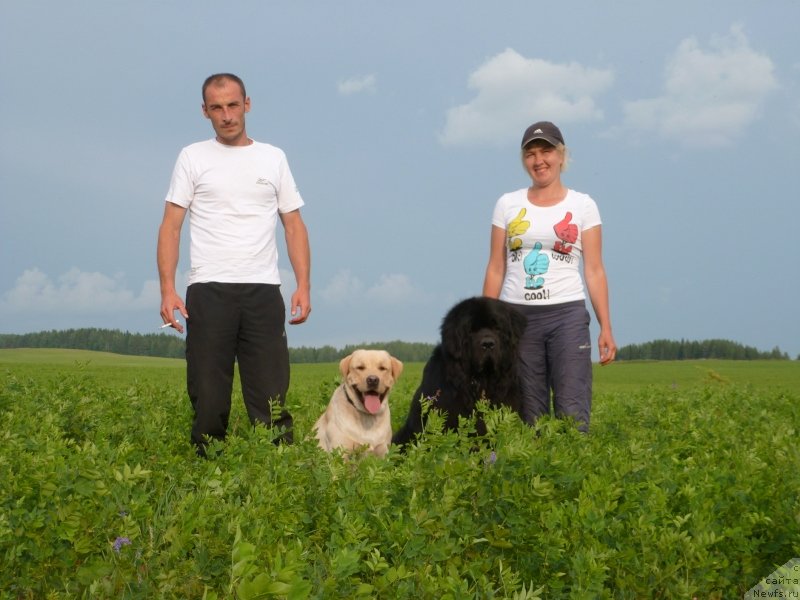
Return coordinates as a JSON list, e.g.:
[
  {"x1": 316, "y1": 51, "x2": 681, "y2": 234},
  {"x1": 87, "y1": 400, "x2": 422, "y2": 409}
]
[
  {"x1": 0, "y1": 329, "x2": 793, "y2": 362},
  {"x1": 0, "y1": 329, "x2": 436, "y2": 363},
  {"x1": 616, "y1": 338, "x2": 792, "y2": 361},
  {"x1": 289, "y1": 341, "x2": 436, "y2": 363},
  {"x1": 0, "y1": 328, "x2": 187, "y2": 359}
]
